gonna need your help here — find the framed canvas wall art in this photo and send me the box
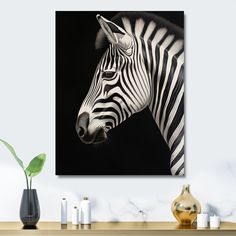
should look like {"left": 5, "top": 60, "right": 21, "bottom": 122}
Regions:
{"left": 56, "top": 11, "right": 184, "bottom": 175}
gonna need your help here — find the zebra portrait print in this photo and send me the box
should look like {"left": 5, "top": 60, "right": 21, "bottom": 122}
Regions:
{"left": 56, "top": 12, "right": 184, "bottom": 175}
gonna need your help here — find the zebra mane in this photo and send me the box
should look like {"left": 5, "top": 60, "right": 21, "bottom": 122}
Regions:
{"left": 95, "top": 12, "right": 184, "bottom": 50}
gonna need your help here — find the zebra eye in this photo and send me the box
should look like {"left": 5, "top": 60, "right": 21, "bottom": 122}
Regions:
{"left": 102, "top": 71, "right": 116, "bottom": 78}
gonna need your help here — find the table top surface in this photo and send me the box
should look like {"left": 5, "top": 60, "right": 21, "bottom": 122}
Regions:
{"left": 0, "top": 222, "right": 236, "bottom": 231}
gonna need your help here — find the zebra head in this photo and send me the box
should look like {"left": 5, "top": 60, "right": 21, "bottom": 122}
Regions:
{"left": 76, "top": 15, "right": 150, "bottom": 144}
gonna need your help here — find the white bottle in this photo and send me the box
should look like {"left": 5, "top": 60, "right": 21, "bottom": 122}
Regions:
{"left": 61, "top": 198, "right": 67, "bottom": 224}
{"left": 80, "top": 197, "right": 91, "bottom": 224}
{"left": 72, "top": 206, "right": 79, "bottom": 225}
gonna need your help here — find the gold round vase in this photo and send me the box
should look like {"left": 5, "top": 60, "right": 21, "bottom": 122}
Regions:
{"left": 171, "top": 184, "right": 201, "bottom": 225}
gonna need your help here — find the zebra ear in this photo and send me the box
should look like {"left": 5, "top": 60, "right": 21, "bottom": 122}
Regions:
{"left": 96, "top": 15, "right": 133, "bottom": 51}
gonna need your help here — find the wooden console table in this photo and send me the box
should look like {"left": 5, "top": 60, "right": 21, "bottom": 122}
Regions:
{"left": 0, "top": 222, "right": 236, "bottom": 235}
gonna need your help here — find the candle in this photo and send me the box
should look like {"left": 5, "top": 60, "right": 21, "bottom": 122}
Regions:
{"left": 210, "top": 215, "right": 220, "bottom": 229}
{"left": 61, "top": 198, "right": 67, "bottom": 225}
{"left": 72, "top": 206, "right": 79, "bottom": 225}
{"left": 197, "top": 213, "right": 208, "bottom": 229}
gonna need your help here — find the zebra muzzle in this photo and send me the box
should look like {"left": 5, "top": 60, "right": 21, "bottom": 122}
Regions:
{"left": 76, "top": 112, "right": 106, "bottom": 144}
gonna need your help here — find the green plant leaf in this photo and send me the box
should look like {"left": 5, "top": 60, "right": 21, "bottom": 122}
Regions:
{"left": 0, "top": 139, "right": 24, "bottom": 169}
{"left": 25, "top": 153, "right": 46, "bottom": 177}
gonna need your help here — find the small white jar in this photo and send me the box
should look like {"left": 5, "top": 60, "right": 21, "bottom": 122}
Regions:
{"left": 210, "top": 215, "right": 220, "bottom": 229}
{"left": 197, "top": 213, "right": 208, "bottom": 229}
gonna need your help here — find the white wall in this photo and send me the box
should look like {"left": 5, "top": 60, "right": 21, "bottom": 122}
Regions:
{"left": 0, "top": 0, "right": 236, "bottom": 222}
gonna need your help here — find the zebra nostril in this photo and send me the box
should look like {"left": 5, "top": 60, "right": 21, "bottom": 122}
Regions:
{"left": 78, "top": 127, "right": 85, "bottom": 137}
{"left": 76, "top": 112, "right": 89, "bottom": 140}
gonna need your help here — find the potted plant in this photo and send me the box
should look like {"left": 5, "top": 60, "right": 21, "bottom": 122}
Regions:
{"left": 0, "top": 139, "right": 46, "bottom": 228}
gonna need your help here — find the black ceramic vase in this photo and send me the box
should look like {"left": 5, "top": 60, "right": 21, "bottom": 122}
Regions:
{"left": 20, "top": 189, "right": 40, "bottom": 228}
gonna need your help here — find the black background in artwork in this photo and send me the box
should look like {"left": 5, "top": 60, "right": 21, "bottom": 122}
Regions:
{"left": 56, "top": 11, "right": 184, "bottom": 175}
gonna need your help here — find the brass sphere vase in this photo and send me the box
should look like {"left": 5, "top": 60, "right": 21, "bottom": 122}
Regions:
{"left": 171, "top": 184, "right": 201, "bottom": 225}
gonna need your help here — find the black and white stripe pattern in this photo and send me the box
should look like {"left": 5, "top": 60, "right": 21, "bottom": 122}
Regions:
{"left": 78, "top": 13, "right": 184, "bottom": 175}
